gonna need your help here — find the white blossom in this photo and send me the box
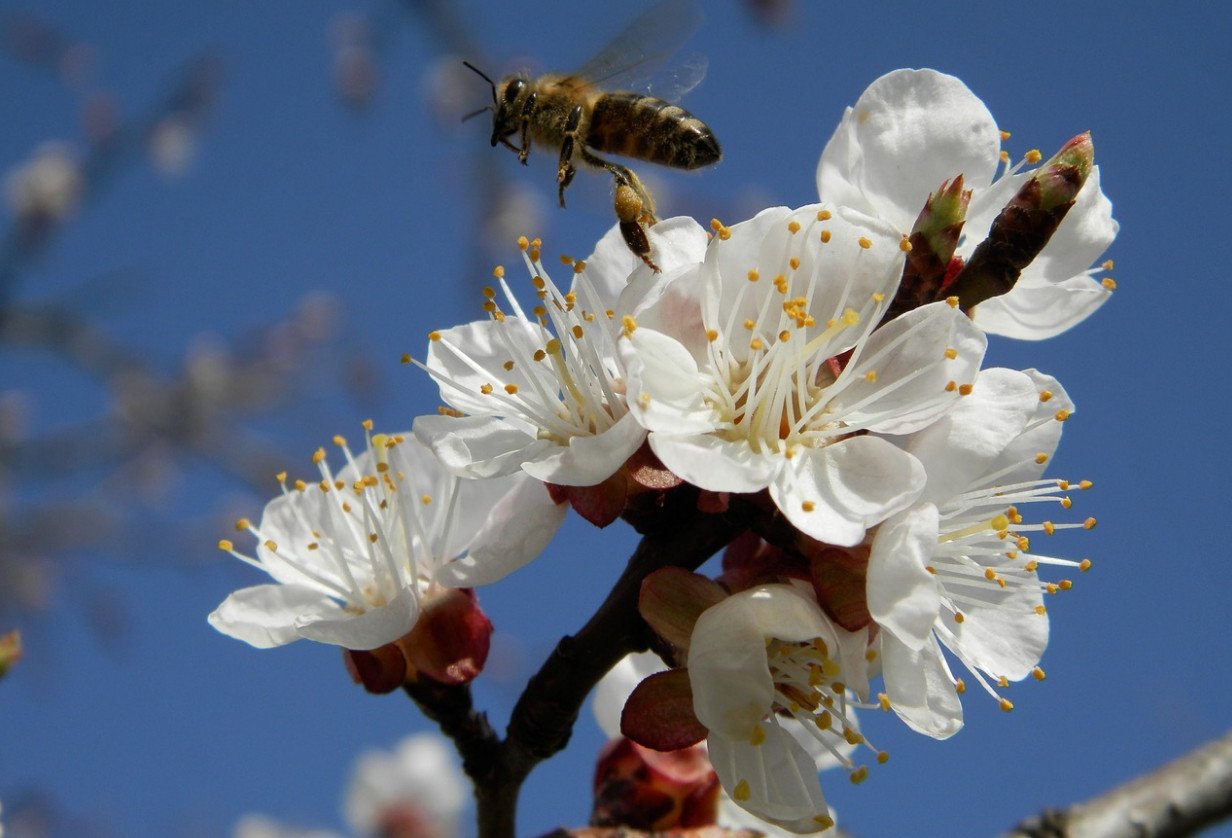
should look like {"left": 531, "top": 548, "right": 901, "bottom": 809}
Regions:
{"left": 817, "top": 68, "right": 1118, "bottom": 339}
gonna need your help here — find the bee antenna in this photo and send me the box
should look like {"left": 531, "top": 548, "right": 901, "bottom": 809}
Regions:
{"left": 462, "top": 60, "right": 498, "bottom": 104}
{"left": 461, "top": 105, "right": 492, "bottom": 124}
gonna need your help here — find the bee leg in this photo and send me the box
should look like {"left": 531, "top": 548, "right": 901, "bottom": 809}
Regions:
{"left": 556, "top": 104, "right": 584, "bottom": 208}
{"left": 517, "top": 91, "right": 537, "bottom": 164}
{"left": 614, "top": 180, "right": 660, "bottom": 273}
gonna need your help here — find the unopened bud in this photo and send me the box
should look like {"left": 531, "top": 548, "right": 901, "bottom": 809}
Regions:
{"left": 946, "top": 131, "right": 1095, "bottom": 311}
{"left": 882, "top": 176, "right": 972, "bottom": 324}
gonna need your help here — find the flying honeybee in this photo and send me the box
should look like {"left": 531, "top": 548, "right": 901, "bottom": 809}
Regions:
{"left": 463, "top": 0, "right": 720, "bottom": 271}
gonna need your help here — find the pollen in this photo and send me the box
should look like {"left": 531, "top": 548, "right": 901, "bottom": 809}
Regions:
{"left": 778, "top": 330, "right": 791, "bottom": 342}
{"left": 748, "top": 269, "right": 760, "bottom": 282}
{"left": 1043, "top": 521, "right": 1056, "bottom": 535}
{"left": 706, "top": 328, "right": 719, "bottom": 341}
{"left": 1061, "top": 497, "right": 1072, "bottom": 509}
{"left": 816, "top": 209, "right": 832, "bottom": 221}
{"left": 945, "top": 380, "right": 957, "bottom": 392}
{"left": 1080, "top": 559, "right": 1092, "bottom": 572}
{"left": 844, "top": 728, "right": 864, "bottom": 746}
{"left": 621, "top": 315, "right": 637, "bottom": 336}
{"left": 850, "top": 766, "right": 869, "bottom": 784}
{"left": 1035, "top": 605, "right": 1047, "bottom": 615}
{"left": 218, "top": 539, "right": 234, "bottom": 551}
{"left": 945, "top": 296, "right": 959, "bottom": 308}
{"left": 945, "top": 347, "right": 958, "bottom": 360}
{"left": 1079, "top": 480, "right": 1093, "bottom": 490}
{"left": 400, "top": 353, "right": 412, "bottom": 365}
{"left": 955, "top": 678, "right": 966, "bottom": 694}
{"left": 958, "top": 383, "right": 973, "bottom": 396}
{"left": 820, "top": 229, "right": 832, "bottom": 243}
{"left": 480, "top": 383, "right": 493, "bottom": 395}
{"left": 954, "top": 611, "right": 965, "bottom": 624}
{"left": 1039, "top": 389, "right": 1053, "bottom": 402}
{"left": 504, "top": 383, "right": 519, "bottom": 395}
{"left": 999, "top": 698, "right": 1015, "bottom": 712}
{"left": 1000, "top": 129, "right": 1012, "bottom": 140}
{"left": 788, "top": 220, "right": 801, "bottom": 234}
{"left": 1025, "top": 148, "right": 1042, "bottom": 164}
{"left": 1102, "top": 277, "right": 1118, "bottom": 290}
{"left": 750, "top": 338, "right": 764, "bottom": 350}
{"left": 558, "top": 254, "right": 573, "bottom": 266}
{"left": 802, "top": 500, "right": 816, "bottom": 512}
{"left": 878, "top": 693, "right": 891, "bottom": 711}
{"left": 1055, "top": 409, "right": 1071, "bottom": 421}
{"left": 1000, "top": 149, "right": 1010, "bottom": 163}
{"left": 517, "top": 235, "right": 529, "bottom": 251}
{"left": 899, "top": 234, "right": 912, "bottom": 252}
{"left": 235, "top": 518, "right": 252, "bottom": 531}
{"left": 790, "top": 256, "right": 801, "bottom": 270}
{"left": 1035, "top": 452, "right": 1049, "bottom": 465}
{"left": 312, "top": 447, "right": 326, "bottom": 465}
{"left": 816, "top": 710, "right": 833, "bottom": 730}
{"left": 1084, "top": 517, "right": 1097, "bottom": 529}
{"left": 572, "top": 259, "right": 587, "bottom": 274}
{"left": 264, "top": 539, "right": 278, "bottom": 552}
{"left": 858, "top": 236, "right": 872, "bottom": 249}
{"left": 571, "top": 324, "right": 584, "bottom": 339}
{"left": 1032, "top": 666, "right": 1046, "bottom": 681}
{"left": 865, "top": 370, "right": 877, "bottom": 382}
{"left": 733, "top": 779, "right": 751, "bottom": 802}
{"left": 493, "top": 265, "right": 505, "bottom": 278}
{"left": 333, "top": 435, "right": 346, "bottom": 448}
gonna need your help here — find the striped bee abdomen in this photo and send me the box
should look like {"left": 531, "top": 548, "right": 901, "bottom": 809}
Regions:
{"left": 587, "top": 92, "right": 721, "bottom": 169}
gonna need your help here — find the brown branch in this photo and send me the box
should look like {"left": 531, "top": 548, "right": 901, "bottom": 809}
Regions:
{"left": 1004, "top": 729, "right": 1232, "bottom": 838}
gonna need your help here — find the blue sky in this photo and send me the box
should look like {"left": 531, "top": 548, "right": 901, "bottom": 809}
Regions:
{"left": 3, "top": 1, "right": 1231, "bottom": 836}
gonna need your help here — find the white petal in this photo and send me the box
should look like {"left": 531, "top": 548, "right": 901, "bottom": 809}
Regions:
{"left": 837, "top": 301, "right": 987, "bottom": 436}
{"left": 437, "top": 475, "right": 566, "bottom": 587}
{"left": 520, "top": 410, "right": 646, "bottom": 485}
{"left": 622, "top": 326, "right": 718, "bottom": 435}
{"left": 896, "top": 367, "right": 1038, "bottom": 503}
{"left": 582, "top": 216, "right": 708, "bottom": 310}
{"left": 689, "top": 586, "right": 831, "bottom": 738}
{"left": 425, "top": 318, "right": 554, "bottom": 416}
{"left": 772, "top": 436, "right": 926, "bottom": 547}
{"left": 294, "top": 586, "right": 419, "bottom": 650}
{"left": 412, "top": 413, "right": 551, "bottom": 478}
{"left": 816, "top": 69, "right": 1001, "bottom": 232}
{"left": 867, "top": 505, "right": 942, "bottom": 650}
{"left": 984, "top": 368, "right": 1073, "bottom": 483}
{"left": 881, "top": 632, "right": 964, "bottom": 739}
{"left": 208, "top": 584, "right": 334, "bottom": 649}
{"left": 940, "top": 578, "right": 1048, "bottom": 681}
{"left": 650, "top": 433, "right": 781, "bottom": 494}
{"left": 970, "top": 274, "right": 1112, "bottom": 340}
{"left": 708, "top": 726, "right": 830, "bottom": 828}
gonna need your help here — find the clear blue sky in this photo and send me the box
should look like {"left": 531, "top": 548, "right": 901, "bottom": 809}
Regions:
{"left": 3, "top": 1, "right": 1231, "bottom": 835}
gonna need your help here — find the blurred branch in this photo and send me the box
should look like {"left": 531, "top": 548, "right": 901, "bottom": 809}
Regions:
{"left": 1004, "top": 729, "right": 1232, "bottom": 838}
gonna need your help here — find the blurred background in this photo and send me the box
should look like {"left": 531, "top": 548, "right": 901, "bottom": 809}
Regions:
{"left": 1, "top": 1, "right": 1230, "bottom": 835}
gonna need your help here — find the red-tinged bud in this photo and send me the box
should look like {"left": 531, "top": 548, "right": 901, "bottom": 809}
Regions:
{"left": 882, "top": 176, "right": 972, "bottom": 325}
{"left": 947, "top": 131, "right": 1095, "bottom": 311}
{"left": 640, "top": 568, "right": 727, "bottom": 651}
{"left": 622, "top": 668, "right": 709, "bottom": 752}
{"left": 0, "top": 630, "right": 22, "bottom": 678}
{"left": 549, "top": 472, "right": 629, "bottom": 528}
{"left": 344, "top": 643, "right": 408, "bottom": 694}
{"left": 808, "top": 544, "right": 872, "bottom": 632}
{"left": 591, "top": 737, "right": 719, "bottom": 830}
{"left": 398, "top": 589, "right": 493, "bottom": 685}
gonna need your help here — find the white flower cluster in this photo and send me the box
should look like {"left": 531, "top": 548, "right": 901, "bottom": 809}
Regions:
{"left": 210, "top": 68, "right": 1114, "bottom": 834}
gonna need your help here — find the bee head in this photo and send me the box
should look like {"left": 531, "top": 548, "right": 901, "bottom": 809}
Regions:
{"left": 462, "top": 61, "right": 520, "bottom": 147}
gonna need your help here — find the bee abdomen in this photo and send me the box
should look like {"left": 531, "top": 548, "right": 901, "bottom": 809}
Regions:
{"left": 588, "top": 92, "right": 721, "bottom": 169}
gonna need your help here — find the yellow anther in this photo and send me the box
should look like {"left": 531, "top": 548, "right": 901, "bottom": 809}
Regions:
{"left": 218, "top": 539, "right": 234, "bottom": 551}
{"left": 621, "top": 315, "right": 637, "bottom": 336}
{"left": 815, "top": 814, "right": 836, "bottom": 829}
{"left": 532, "top": 349, "right": 546, "bottom": 362}
{"left": 517, "top": 235, "right": 529, "bottom": 251}
{"left": 789, "top": 256, "right": 801, "bottom": 270}
{"left": 990, "top": 513, "right": 1009, "bottom": 530}
{"left": 878, "top": 693, "right": 891, "bottom": 711}
{"left": 999, "top": 149, "right": 1010, "bottom": 163}
{"left": 1046, "top": 583, "right": 1058, "bottom": 594}
{"left": 750, "top": 338, "right": 764, "bottom": 350}
{"left": 571, "top": 324, "right": 584, "bottom": 339}
{"left": 532, "top": 275, "right": 547, "bottom": 290}
{"left": 955, "top": 678, "right": 966, "bottom": 694}
{"left": 1017, "top": 536, "right": 1030, "bottom": 551}
{"left": 899, "top": 235, "right": 912, "bottom": 252}
{"left": 998, "top": 675, "right": 1009, "bottom": 688}
{"left": 1035, "top": 452, "right": 1049, "bottom": 465}
{"left": 1055, "top": 409, "right": 1071, "bottom": 421}
{"left": 1000, "top": 129, "right": 1012, "bottom": 140}
{"left": 710, "top": 217, "right": 723, "bottom": 231}
{"left": 816, "top": 710, "right": 833, "bottom": 731}
{"left": 945, "top": 296, "right": 959, "bottom": 308}
{"left": 480, "top": 383, "right": 493, "bottom": 395}
{"left": 293, "top": 479, "right": 307, "bottom": 491}
{"left": 573, "top": 259, "right": 587, "bottom": 274}
{"left": 493, "top": 265, "right": 505, "bottom": 278}
{"left": 718, "top": 226, "right": 731, "bottom": 241}
{"left": 747, "top": 269, "right": 760, "bottom": 282}
{"left": 743, "top": 318, "right": 756, "bottom": 331}
{"left": 1061, "top": 497, "right": 1073, "bottom": 509}
{"left": 235, "top": 518, "right": 252, "bottom": 531}
{"left": 945, "top": 380, "right": 957, "bottom": 392}
{"left": 843, "top": 727, "right": 864, "bottom": 746}
{"left": 1102, "top": 277, "right": 1118, "bottom": 290}
{"left": 777, "top": 329, "right": 791, "bottom": 342}
{"left": 850, "top": 766, "right": 869, "bottom": 784}
{"left": 1035, "top": 604, "right": 1047, "bottom": 615}
{"left": 858, "top": 236, "right": 872, "bottom": 249}
{"left": 1024, "top": 560, "right": 1037, "bottom": 571}
{"left": 1032, "top": 666, "right": 1046, "bottom": 681}
{"left": 842, "top": 308, "right": 860, "bottom": 326}
{"left": 333, "top": 435, "right": 347, "bottom": 448}
{"left": 276, "top": 471, "right": 287, "bottom": 483}
{"left": 1025, "top": 148, "right": 1042, "bottom": 164}
{"left": 1102, "top": 259, "right": 1115, "bottom": 270}
{"left": 264, "top": 539, "right": 278, "bottom": 552}
{"left": 925, "top": 565, "right": 936, "bottom": 574}
{"left": 706, "top": 328, "right": 719, "bottom": 341}
{"left": 820, "top": 229, "right": 832, "bottom": 243}
{"left": 865, "top": 648, "right": 878, "bottom": 662}
{"left": 1043, "top": 521, "right": 1056, "bottom": 535}
{"left": 1079, "top": 480, "right": 1093, "bottom": 490}
{"left": 1059, "top": 579, "right": 1073, "bottom": 590}
{"left": 953, "top": 612, "right": 965, "bottom": 624}
{"left": 558, "top": 254, "right": 573, "bottom": 266}
{"left": 1083, "top": 517, "right": 1097, "bottom": 529}
{"left": 999, "top": 698, "right": 1015, "bottom": 712}
{"left": 877, "top": 751, "right": 890, "bottom": 764}
{"left": 958, "top": 383, "right": 973, "bottom": 396}
{"left": 482, "top": 300, "right": 498, "bottom": 314}
{"left": 944, "top": 347, "right": 958, "bottom": 360}
{"left": 312, "top": 447, "right": 326, "bottom": 465}
{"left": 750, "top": 724, "right": 767, "bottom": 746}
{"left": 816, "top": 209, "right": 832, "bottom": 221}
{"left": 788, "top": 220, "right": 801, "bottom": 234}
{"left": 733, "top": 779, "right": 751, "bottom": 802}
{"left": 504, "top": 383, "right": 519, "bottom": 395}
{"left": 865, "top": 370, "right": 877, "bottom": 382}
{"left": 638, "top": 392, "right": 651, "bottom": 406}
{"left": 1039, "top": 389, "right": 1053, "bottom": 402}
{"left": 1080, "top": 559, "right": 1092, "bottom": 572}
{"left": 984, "top": 568, "right": 997, "bottom": 581}
{"left": 872, "top": 291, "right": 885, "bottom": 303}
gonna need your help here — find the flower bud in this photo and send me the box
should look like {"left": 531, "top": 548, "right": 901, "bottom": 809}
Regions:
{"left": 883, "top": 176, "right": 972, "bottom": 325}
{"left": 946, "top": 131, "right": 1095, "bottom": 311}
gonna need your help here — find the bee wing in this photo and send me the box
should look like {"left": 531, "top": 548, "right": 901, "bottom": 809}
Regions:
{"left": 571, "top": 0, "right": 707, "bottom": 101}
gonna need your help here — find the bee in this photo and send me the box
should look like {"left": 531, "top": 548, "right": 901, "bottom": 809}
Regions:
{"left": 464, "top": 0, "right": 720, "bottom": 271}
